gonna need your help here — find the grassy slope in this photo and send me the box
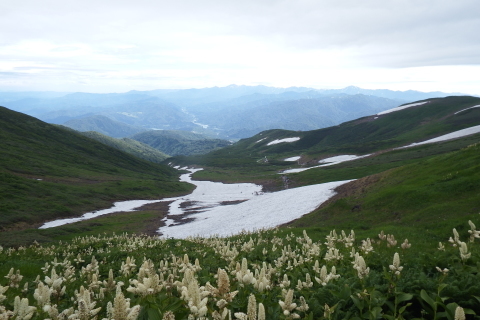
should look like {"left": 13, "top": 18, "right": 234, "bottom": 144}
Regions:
{"left": 171, "top": 96, "right": 480, "bottom": 186}
{"left": 0, "top": 107, "right": 192, "bottom": 234}
{"left": 289, "top": 142, "right": 480, "bottom": 244}
{"left": 167, "top": 96, "right": 480, "bottom": 245}
{"left": 131, "top": 130, "right": 231, "bottom": 156}
{"left": 79, "top": 130, "right": 170, "bottom": 163}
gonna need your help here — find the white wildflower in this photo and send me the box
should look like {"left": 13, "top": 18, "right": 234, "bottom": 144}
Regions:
{"left": 401, "top": 239, "right": 411, "bottom": 249}
{"left": 459, "top": 242, "right": 471, "bottom": 261}
{"left": 389, "top": 253, "right": 403, "bottom": 276}
{"left": 455, "top": 306, "right": 465, "bottom": 320}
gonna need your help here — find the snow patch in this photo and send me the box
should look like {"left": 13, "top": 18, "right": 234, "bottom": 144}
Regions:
{"left": 39, "top": 200, "right": 163, "bottom": 229}
{"left": 319, "top": 154, "right": 371, "bottom": 166}
{"left": 284, "top": 156, "right": 301, "bottom": 162}
{"left": 267, "top": 137, "right": 301, "bottom": 146}
{"left": 454, "top": 105, "right": 480, "bottom": 115}
{"left": 377, "top": 101, "right": 429, "bottom": 115}
{"left": 399, "top": 125, "right": 480, "bottom": 149}
{"left": 280, "top": 154, "right": 371, "bottom": 174}
{"left": 255, "top": 138, "right": 267, "bottom": 143}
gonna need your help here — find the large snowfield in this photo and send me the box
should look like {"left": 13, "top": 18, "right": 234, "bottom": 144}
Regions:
{"left": 158, "top": 171, "right": 352, "bottom": 238}
{"left": 40, "top": 168, "right": 351, "bottom": 237}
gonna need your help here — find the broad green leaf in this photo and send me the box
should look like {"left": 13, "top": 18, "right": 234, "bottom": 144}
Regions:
{"left": 438, "top": 283, "right": 448, "bottom": 293}
{"left": 420, "top": 289, "right": 436, "bottom": 310}
{"left": 351, "top": 295, "right": 364, "bottom": 311}
{"left": 398, "top": 302, "right": 412, "bottom": 314}
{"left": 397, "top": 293, "right": 413, "bottom": 303}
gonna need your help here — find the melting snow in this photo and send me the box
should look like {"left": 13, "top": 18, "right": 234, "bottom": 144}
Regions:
{"left": 39, "top": 200, "right": 163, "bottom": 229}
{"left": 318, "top": 154, "right": 371, "bottom": 166}
{"left": 158, "top": 172, "right": 352, "bottom": 238}
{"left": 256, "top": 138, "right": 267, "bottom": 143}
{"left": 377, "top": 101, "right": 429, "bottom": 115}
{"left": 399, "top": 125, "right": 480, "bottom": 149}
{"left": 284, "top": 156, "right": 301, "bottom": 161}
{"left": 281, "top": 154, "right": 371, "bottom": 174}
{"left": 454, "top": 105, "right": 480, "bottom": 115}
{"left": 267, "top": 137, "right": 300, "bottom": 146}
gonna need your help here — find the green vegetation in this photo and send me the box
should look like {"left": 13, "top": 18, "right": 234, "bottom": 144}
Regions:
{"left": 132, "top": 130, "right": 231, "bottom": 156}
{"left": 1, "top": 225, "right": 479, "bottom": 319}
{"left": 79, "top": 131, "right": 169, "bottom": 163}
{"left": 0, "top": 107, "right": 192, "bottom": 232}
{"left": 290, "top": 142, "right": 480, "bottom": 239}
{"left": 170, "top": 96, "right": 480, "bottom": 186}
{"left": 1, "top": 96, "right": 480, "bottom": 319}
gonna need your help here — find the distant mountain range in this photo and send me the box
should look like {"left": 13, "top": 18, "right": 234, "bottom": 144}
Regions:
{"left": 172, "top": 95, "right": 480, "bottom": 171}
{"left": 0, "top": 85, "right": 465, "bottom": 142}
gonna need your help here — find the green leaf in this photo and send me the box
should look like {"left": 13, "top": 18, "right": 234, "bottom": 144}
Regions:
{"left": 369, "top": 306, "right": 383, "bottom": 320}
{"left": 438, "top": 283, "right": 448, "bottom": 293}
{"left": 420, "top": 289, "right": 436, "bottom": 311}
{"left": 350, "top": 295, "right": 364, "bottom": 312}
{"left": 397, "top": 293, "right": 413, "bottom": 303}
{"left": 398, "top": 303, "right": 412, "bottom": 314}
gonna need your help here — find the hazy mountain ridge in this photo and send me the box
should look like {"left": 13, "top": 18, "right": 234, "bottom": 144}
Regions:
{"left": 202, "top": 94, "right": 404, "bottom": 139}
{"left": 1, "top": 85, "right": 464, "bottom": 141}
{"left": 171, "top": 96, "right": 480, "bottom": 170}
{"left": 63, "top": 115, "right": 146, "bottom": 138}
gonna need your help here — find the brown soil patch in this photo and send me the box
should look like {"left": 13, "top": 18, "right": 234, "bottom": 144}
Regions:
{"left": 281, "top": 171, "right": 384, "bottom": 227}
{"left": 133, "top": 201, "right": 172, "bottom": 236}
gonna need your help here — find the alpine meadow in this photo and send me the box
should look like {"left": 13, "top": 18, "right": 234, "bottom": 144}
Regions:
{"left": 1, "top": 86, "right": 480, "bottom": 320}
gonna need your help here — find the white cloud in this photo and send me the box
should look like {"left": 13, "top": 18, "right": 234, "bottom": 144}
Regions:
{"left": 1, "top": 0, "right": 479, "bottom": 93}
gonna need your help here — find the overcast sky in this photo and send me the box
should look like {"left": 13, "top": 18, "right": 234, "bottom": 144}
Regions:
{"left": 1, "top": 0, "right": 480, "bottom": 94}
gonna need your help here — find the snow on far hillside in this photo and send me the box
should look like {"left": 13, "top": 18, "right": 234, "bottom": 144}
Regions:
{"left": 454, "top": 105, "right": 480, "bottom": 115}
{"left": 284, "top": 156, "right": 301, "bottom": 161}
{"left": 399, "top": 125, "right": 480, "bottom": 149}
{"left": 318, "top": 154, "right": 371, "bottom": 166}
{"left": 158, "top": 179, "right": 352, "bottom": 238}
{"left": 377, "top": 101, "right": 429, "bottom": 115}
{"left": 256, "top": 138, "right": 267, "bottom": 143}
{"left": 280, "top": 154, "right": 370, "bottom": 174}
{"left": 267, "top": 137, "right": 300, "bottom": 146}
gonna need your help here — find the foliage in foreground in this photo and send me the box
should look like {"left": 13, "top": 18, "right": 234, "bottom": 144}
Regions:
{"left": 1, "top": 219, "right": 480, "bottom": 320}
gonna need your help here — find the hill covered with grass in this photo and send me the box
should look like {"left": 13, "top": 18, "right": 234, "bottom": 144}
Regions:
{"left": 131, "top": 130, "right": 231, "bottom": 156}
{"left": 0, "top": 106, "right": 192, "bottom": 234}
{"left": 170, "top": 96, "right": 480, "bottom": 186}
{"left": 79, "top": 131, "right": 169, "bottom": 163}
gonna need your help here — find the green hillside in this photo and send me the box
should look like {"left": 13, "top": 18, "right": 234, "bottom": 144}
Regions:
{"left": 79, "top": 131, "right": 169, "bottom": 163}
{"left": 131, "top": 130, "right": 231, "bottom": 156}
{"left": 289, "top": 141, "right": 480, "bottom": 239}
{"left": 170, "top": 96, "right": 480, "bottom": 186}
{"left": 0, "top": 107, "right": 192, "bottom": 233}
